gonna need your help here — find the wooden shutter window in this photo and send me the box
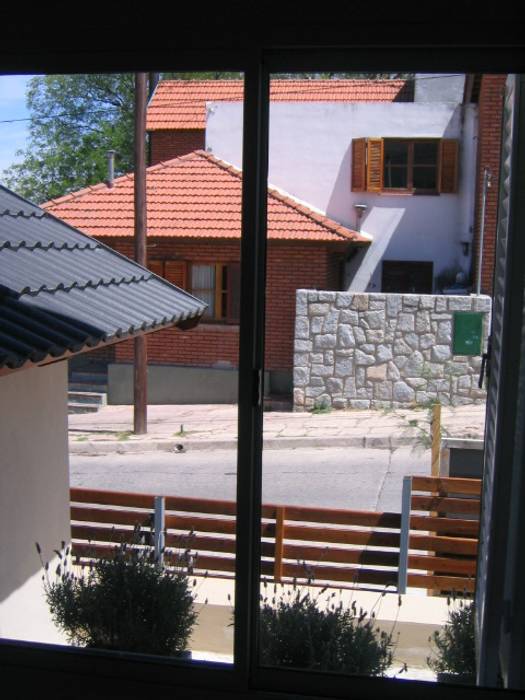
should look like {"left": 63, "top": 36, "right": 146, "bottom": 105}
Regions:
{"left": 164, "top": 260, "right": 187, "bottom": 289}
{"left": 351, "top": 138, "right": 367, "bottom": 192}
{"left": 226, "top": 262, "right": 241, "bottom": 323}
{"left": 366, "top": 138, "right": 384, "bottom": 192}
{"left": 439, "top": 139, "right": 459, "bottom": 193}
{"left": 148, "top": 260, "right": 164, "bottom": 276}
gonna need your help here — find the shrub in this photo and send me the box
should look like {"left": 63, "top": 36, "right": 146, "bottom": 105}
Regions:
{"left": 37, "top": 530, "right": 198, "bottom": 656}
{"left": 259, "top": 585, "right": 393, "bottom": 676}
{"left": 428, "top": 599, "right": 475, "bottom": 677}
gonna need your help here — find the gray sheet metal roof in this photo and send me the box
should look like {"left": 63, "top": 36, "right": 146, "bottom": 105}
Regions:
{"left": 0, "top": 185, "right": 207, "bottom": 370}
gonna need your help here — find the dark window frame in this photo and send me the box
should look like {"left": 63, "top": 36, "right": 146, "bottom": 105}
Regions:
{"left": 189, "top": 261, "right": 241, "bottom": 324}
{"left": 1, "top": 40, "right": 524, "bottom": 700}
{"left": 383, "top": 137, "right": 440, "bottom": 194}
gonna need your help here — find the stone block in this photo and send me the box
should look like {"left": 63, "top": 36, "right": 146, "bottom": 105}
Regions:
{"left": 406, "top": 377, "right": 427, "bottom": 389}
{"left": 366, "top": 329, "right": 385, "bottom": 343}
{"left": 377, "top": 345, "right": 393, "bottom": 362}
{"left": 415, "top": 311, "right": 431, "bottom": 333}
{"left": 296, "top": 290, "right": 308, "bottom": 315}
{"left": 318, "top": 291, "right": 336, "bottom": 302}
{"left": 309, "top": 303, "right": 330, "bottom": 315}
{"left": 405, "top": 332, "right": 419, "bottom": 350}
{"left": 431, "top": 313, "right": 451, "bottom": 321}
{"left": 332, "top": 398, "right": 347, "bottom": 410}
{"left": 435, "top": 297, "right": 448, "bottom": 312}
{"left": 419, "top": 296, "right": 435, "bottom": 309}
{"left": 295, "top": 316, "right": 309, "bottom": 339}
{"left": 294, "top": 367, "right": 309, "bottom": 386}
{"left": 323, "top": 310, "right": 340, "bottom": 333}
{"left": 448, "top": 296, "right": 472, "bottom": 311}
{"left": 425, "top": 362, "right": 444, "bottom": 378}
{"left": 314, "top": 334, "right": 337, "bottom": 350}
{"left": 351, "top": 295, "right": 369, "bottom": 311}
{"left": 355, "top": 350, "right": 376, "bottom": 366}
{"left": 311, "top": 377, "right": 325, "bottom": 387}
{"left": 340, "top": 310, "right": 358, "bottom": 324}
{"left": 367, "top": 364, "right": 387, "bottom": 381}
{"left": 374, "top": 382, "right": 393, "bottom": 400}
{"left": 436, "top": 321, "right": 452, "bottom": 343}
{"left": 311, "top": 364, "right": 333, "bottom": 377}
{"left": 310, "top": 353, "right": 324, "bottom": 364}
{"left": 310, "top": 316, "right": 324, "bottom": 334}
{"left": 402, "top": 295, "right": 420, "bottom": 308}
{"left": 397, "top": 313, "right": 415, "bottom": 332}
{"left": 415, "top": 391, "right": 432, "bottom": 405}
{"left": 393, "top": 381, "right": 415, "bottom": 402}
{"left": 326, "top": 377, "right": 343, "bottom": 394}
{"left": 393, "top": 338, "right": 413, "bottom": 355}
{"left": 386, "top": 295, "right": 402, "bottom": 317}
{"left": 338, "top": 325, "right": 355, "bottom": 348}
{"left": 387, "top": 361, "right": 401, "bottom": 380}
{"left": 428, "top": 378, "right": 451, "bottom": 392}
{"left": 335, "top": 357, "right": 354, "bottom": 377}
{"left": 361, "top": 343, "right": 376, "bottom": 353}
{"left": 324, "top": 350, "right": 334, "bottom": 365}
{"left": 404, "top": 351, "right": 425, "bottom": 375}
{"left": 363, "top": 310, "right": 385, "bottom": 329}
{"left": 431, "top": 345, "right": 452, "bottom": 362}
{"left": 473, "top": 296, "right": 492, "bottom": 312}
{"left": 293, "top": 388, "right": 305, "bottom": 406}
{"left": 294, "top": 353, "right": 310, "bottom": 366}
{"left": 393, "top": 355, "right": 408, "bottom": 370}
{"left": 349, "top": 399, "right": 371, "bottom": 409}
{"left": 306, "top": 386, "right": 326, "bottom": 398}
{"left": 353, "top": 327, "right": 367, "bottom": 344}
{"left": 344, "top": 377, "right": 357, "bottom": 398}
{"left": 438, "top": 393, "right": 452, "bottom": 406}
{"left": 356, "top": 367, "right": 366, "bottom": 388}
{"left": 335, "top": 292, "right": 352, "bottom": 309}
{"left": 295, "top": 339, "right": 313, "bottom": 352}
{"left": 369, "top": 299, "right": 386, "bottom": 310}
{"left": 420, "top": 333, "right": 435, "bottom": 350}
{"left": 458, "top": 375, "right": 472, "bottom": 392}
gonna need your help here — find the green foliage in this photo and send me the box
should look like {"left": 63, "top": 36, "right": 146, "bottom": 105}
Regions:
{"left": 37, "top": 531, "right": 198, "bottom": 656}
{"left": 428, "top": 599, "right": 476, "bottom": 676}
{"left": 310, "top": 398, "right": 332, "bottom": 414}
{"left": 3, "top": 74, "right": 135, "bottom": 203}
{"left": 259, "top": 585, "right": 393, "bottom": 676}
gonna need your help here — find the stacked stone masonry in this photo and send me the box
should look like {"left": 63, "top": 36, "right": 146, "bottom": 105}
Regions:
{"left": 293, "top": 292, "right": 491, "bottom": 411}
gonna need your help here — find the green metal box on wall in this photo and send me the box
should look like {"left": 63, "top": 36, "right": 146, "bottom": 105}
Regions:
{"left": 453, "top": 311, "right": 483, "bottom": 355}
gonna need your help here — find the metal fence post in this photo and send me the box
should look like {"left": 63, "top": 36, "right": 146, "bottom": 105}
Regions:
{"left": 154, "top": 496, "right": 165, "bottom": 564}
{"left": 398, "top": 476, "right": 412, "bottom": 594}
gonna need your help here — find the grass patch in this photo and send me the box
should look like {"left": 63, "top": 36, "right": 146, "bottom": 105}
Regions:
{"left": 116, "top": 431, "right": 132, "bottom": 441}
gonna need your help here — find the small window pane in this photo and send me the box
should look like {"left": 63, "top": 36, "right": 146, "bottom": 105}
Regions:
{"left": 384, "top": 140, "right": 408, "bottom": 165}
{"left": 413, "top": 141, "right": 438, "bottom": 165}
{"left": 191, "top": 264, "right": 215, "bottom": 319}
{"left": 384, "top": 166, "right": 408, "bottom": 188}
{"left": 413, "top": 166, "right": 438, "bottom": 190}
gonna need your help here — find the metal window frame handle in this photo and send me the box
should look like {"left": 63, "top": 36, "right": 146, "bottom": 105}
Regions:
{"left": 479, "top": 335, "right": 492, "bottom": 389}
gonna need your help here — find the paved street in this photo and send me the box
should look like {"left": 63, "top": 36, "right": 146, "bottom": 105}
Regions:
{"left": 70, "top": 445, "right": 430, "bottom": 512}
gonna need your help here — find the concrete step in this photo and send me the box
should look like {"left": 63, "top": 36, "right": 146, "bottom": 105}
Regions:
{"left": 264, "top": 396, "right": 293, "bottom": 412}
{"left": 68, "top": 402, "right": 101, "bottom": 414}
{"left": 68, "top": 391, "right": 107, "bottom": 406}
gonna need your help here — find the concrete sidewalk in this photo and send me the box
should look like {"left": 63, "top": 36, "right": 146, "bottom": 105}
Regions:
{"left": 69, "top": 402, "right": 486, "bottom": 454}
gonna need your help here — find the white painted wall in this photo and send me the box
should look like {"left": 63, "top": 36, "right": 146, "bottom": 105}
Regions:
{"left": 0, "top": 362, "right": 70, "bottom": 644}
{"left": 206, "top": 101, "right": 478, "bottom": 292}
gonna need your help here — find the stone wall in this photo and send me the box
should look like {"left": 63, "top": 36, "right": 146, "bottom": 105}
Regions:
{"left": 293, "top": 292, "right": 491, "bottom": 411}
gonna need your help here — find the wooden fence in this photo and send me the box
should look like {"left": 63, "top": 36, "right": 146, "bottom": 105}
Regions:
{"left": 70, "top": 476, "right": 481, "bottom": 595}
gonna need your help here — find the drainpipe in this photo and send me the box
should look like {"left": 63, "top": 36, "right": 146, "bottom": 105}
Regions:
{"left": 476, "top": 167, "right": 492, "bottom": 295}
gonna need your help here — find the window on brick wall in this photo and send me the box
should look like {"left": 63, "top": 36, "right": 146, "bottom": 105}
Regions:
{"left": 190, "top": 263, "right": 241, "bottom": 323}
{"left": 352, "top": 137, "right": 458, "bottom": 194}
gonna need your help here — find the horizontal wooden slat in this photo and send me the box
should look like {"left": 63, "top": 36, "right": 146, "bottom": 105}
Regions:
{"left": 407, "top": 572, "right": 475, "bottom": 593}
{"left": 283, "top": 543, "right": 399, "bottom": 568}
{"left": 285, "top": 524, "right": 400, "bottom": 548}
{"left": 410, "top": 533, "right": 478, "bottom": 556}
{"left": 165, "top": 514, "right": 236, "bottom": 535}
{"left": 165, "top": 533, "right": 238, "bottom": 556}
{"left": 409, "top": 514, "right": 479, "bottom": 536}
{"left": 408, "top": 553, "right": 477, "bottom": 576}
{"left": 71, "top": 487, "right": 154, "bottom": 509}
{"left": 71, "top": 524, "right": 152, "bottom": 545}
{"left": 411, "top": 476, "right": 482, "bottom": 496}
{"left": 71, "top": 505, "right": 153, "bottom": 527}
{"left": 165, "top": 551, "right": 236, "bottom": 573}
{"left": 282, "top": 506, "right": 401, "bottom": 529}
{"left": 411, "top": 495, "right": 480, "bottom": 515}
{"left": 165, "top": 495, "right": 237, "bottom": 517}
{"left": 282, "top": 562, "right": 397, "bottom": 588}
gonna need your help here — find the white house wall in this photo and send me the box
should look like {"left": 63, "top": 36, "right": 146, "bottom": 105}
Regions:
{"left": 0, "top": 362, "right": 70, "bottom": 644}
{"left": 206, "top": 102, "right": 478, "bottom": 292}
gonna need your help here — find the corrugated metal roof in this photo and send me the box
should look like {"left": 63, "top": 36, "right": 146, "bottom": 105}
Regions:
{"left": 0, "top": 184, "right": 207, "bottom": 370}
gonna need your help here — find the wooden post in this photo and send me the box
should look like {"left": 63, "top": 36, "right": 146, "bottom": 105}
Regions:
{"left": 273, "top": 507, "right": 285, "bottom": 583}
{"left": 133, "top": 73, "right": 148, "bottom": 435}
{"left": 431, "top": 402, "right": 442, "bottom": 477}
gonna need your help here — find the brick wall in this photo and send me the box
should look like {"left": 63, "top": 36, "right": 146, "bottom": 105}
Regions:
{"left": 101, "top": 236, "right": 345, "bottom": 371}
{"left": 472, "top": 75, "right": 506, "bottom": 296}
{"left": 149, "top": 129, "right": 205, "bottom": 165}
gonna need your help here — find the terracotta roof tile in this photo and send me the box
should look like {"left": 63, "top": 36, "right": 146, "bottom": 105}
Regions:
{"left": 147, "top": 79, "right": 411, "bottom": 130}
{"left": 43, "top": 151, "right": 369, "bottom": 246}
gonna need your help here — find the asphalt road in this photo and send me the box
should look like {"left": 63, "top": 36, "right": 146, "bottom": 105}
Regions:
{"left": 70, "top": 446, "right": 430, "bottom": 512}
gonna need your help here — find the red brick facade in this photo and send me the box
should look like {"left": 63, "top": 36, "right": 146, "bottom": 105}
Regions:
{"left": 101, "top": 236, "right": 346, "bottom": 372}
{"left": 149, "top": 130, "right": 205, "bottom": 165}
{"left": 473, "top": 75, "right": 506, "bottom": 296}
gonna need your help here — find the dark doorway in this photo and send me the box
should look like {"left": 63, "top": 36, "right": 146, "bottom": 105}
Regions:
{"left": 381, "top": 260, "right": 433, "bottom": 293}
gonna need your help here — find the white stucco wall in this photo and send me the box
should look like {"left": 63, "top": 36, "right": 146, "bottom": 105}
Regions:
{"left": 0, "top": 362, "right": 70, "bottom": 644}
{"left": 206, "top": 101, "right": 478, "bottom": 292}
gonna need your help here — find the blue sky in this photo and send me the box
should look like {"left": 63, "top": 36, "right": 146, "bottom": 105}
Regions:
{"left": 0, "top": 75, "right": 35, "bottom": 175}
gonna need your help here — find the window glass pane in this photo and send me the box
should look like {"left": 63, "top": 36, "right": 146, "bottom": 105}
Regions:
{"left": 413, "top": 141, "right": 438, "bottom": 165}
{"left": 1, "top": 70, "right": 243, "bottom": 669}
{"left": 384, "top": 140, "right": 409, "bottom": 165}
{"left": 384, "top": 166, "right": 408, "bottom": 188}
{"left": 413, "top": 166, "right": 438, "bottom": 190}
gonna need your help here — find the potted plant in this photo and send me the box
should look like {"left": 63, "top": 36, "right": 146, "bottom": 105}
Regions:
{"left": 427, "top": 598, "right": 476, "bottom": 685}
{"left": 259, "top": 584, "right": 393, "bottom": 676}
{"left": 37, "top": 529, "right": 198, "bottom": 657}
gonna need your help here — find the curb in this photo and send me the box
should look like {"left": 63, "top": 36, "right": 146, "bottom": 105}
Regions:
{"left": 68, "top": 434, "right": 423, "bottom": 455}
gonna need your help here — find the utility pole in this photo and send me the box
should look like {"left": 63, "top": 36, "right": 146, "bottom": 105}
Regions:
{"left": 134, "top": 72, "right": 148, "bottom": 434}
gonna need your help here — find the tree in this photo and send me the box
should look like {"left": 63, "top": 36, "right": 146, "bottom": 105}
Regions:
{"left": 2, "top": 74, "right": 135, "bottom": 203}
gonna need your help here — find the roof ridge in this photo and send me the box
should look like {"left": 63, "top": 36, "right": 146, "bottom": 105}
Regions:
{"left": 42, "top": 173, "right": 134, "bottom": 208}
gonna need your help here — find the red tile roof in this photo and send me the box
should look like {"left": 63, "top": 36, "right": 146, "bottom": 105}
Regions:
{"left": 43, "top": 151, "right": 369, "bottom": 245}
{"left": 147, "top": 79, "right": 410, "bottom": 130}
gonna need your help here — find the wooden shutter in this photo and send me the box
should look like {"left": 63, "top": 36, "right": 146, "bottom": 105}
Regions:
{"left": 164, "top": 260, "right": 187, "bottom": 288}
{"left": 148, "top": 260, "right": 164, "bottom": 276}
{"left": 351, "top": 138, "right": 367, "bottom": 192}
{"left": 439, "top": 139, "right": 459, "bottom": 193}
{"left": 366, "top": 138, "right": 384, "bottom": 192}
{"left": 226, "top": 262, "right": 241, "bottom": 323}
